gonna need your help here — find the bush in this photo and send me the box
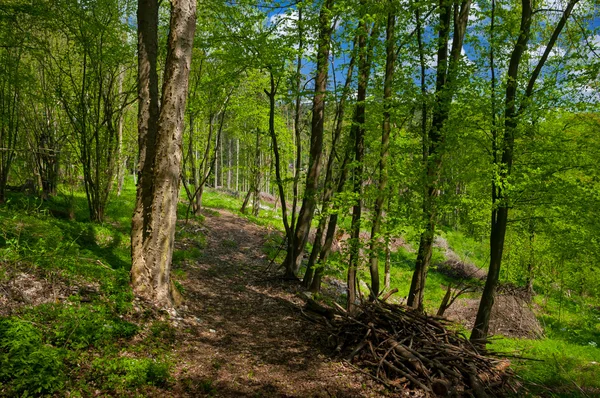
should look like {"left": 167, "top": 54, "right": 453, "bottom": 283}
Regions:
{"left": 92, "top": 357, "right": 171, "bottom": 391}
{"left": 0, "top": 319, "right": 66, "bottom": 395}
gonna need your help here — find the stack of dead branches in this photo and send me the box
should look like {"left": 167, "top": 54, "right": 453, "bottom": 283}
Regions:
{"left": 316, "top": 299, "right": 515, "bottom": 397}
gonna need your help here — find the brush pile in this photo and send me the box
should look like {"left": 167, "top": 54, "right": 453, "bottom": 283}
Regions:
{"left": 309, "top": 299, "right": 515, "bottom": 397}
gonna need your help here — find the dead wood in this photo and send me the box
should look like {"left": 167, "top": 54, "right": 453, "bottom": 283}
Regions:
{"left": 310, "top": 299, "right": 516, "bottom": 396}
{"left": 305, "top": 298, "right": 336, "bottom": 320}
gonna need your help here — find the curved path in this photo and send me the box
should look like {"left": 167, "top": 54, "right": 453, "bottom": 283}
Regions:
{"left": 169, "top": 209, "right": 383, "bottom": 397}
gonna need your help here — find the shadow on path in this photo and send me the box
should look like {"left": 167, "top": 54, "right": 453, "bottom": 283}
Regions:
{"left": 169, "top": 209, "right": 381, "bottom": 398}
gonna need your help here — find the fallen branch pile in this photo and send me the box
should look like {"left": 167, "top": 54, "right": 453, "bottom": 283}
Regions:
{"left": 306, "top": 298, "right": 515, "bottom": 397}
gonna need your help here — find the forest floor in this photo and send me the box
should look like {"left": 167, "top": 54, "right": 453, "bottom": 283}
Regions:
{"left": 165, "top": 208, "right": 385, "bottom": 397}
{"left": 1, "top": 188, "right": 599, "bottom": 397}
{"left": 159, "top": 203, "right": 600, "bottom": 398}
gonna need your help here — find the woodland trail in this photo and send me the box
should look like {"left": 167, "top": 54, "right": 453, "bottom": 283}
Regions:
{"left": 168, "top": 209, "right": 383, "bottom": 397}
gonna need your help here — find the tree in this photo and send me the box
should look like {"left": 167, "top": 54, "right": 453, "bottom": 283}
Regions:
{"left": 471, "top": 0, "right": 580, "bottom": 342}
{"left": 407, "top": 0, "right": 471, "bottom": 310}
{"left": 348, "top": 4, "right": 378, "bottom": 313}
{"left": 40, "top": 0, "right": 135, "bottom": 222}
{"left": 368, "top": 1, "right": 396, "bottom": 299}
{"left": 302, "top": 32, "right": 357, "bottom": 290}
{"left": 0, "top": 45, "right": 23, "bottom": 203}
{"left": 282, "top": 0, "right": 335, "bottom": 279}
{"left": 130, "top": 0, "right": 196, "bottom": 306}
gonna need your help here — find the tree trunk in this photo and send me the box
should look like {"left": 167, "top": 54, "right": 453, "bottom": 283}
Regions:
{"left": 384, "top": 234, "right": 391, "bottom": 290}
{"left": 116, "top": 68, "right": 125, "bottom": 196}
{"left": 241, "top": 188, "right": 252, "bottom": 214}
{"left": 310, "top": 148, "right": 352, "bottom": 293}
{"left": 252, "top": 129, "right": 261, "bottom": 217}
{"left": 303, "top": 34, "right": 357, "bottom": 288}
{"left": 471, "top": 0, "right": 577, "bottom": 342}
{"left": 368, "top": 7, "right": 395, "bottom": 299}
{"left": 288, "top": 6, "right": 304, "bottom": 278}
{"left": 214, "top": 121, "right": 219, "bottom": 188}
{"left": 196, "top": 116, "right": 214, "bottom": 213}
{"left": 347, "top": 10, "right": 372, "bottom": 314}
{"left": 130, "top": 0, "right": 196, "bottom": 307}
{"left": 408, "top": 0, "right": 471, "bottom": 310}
{"left": 227, "top": 138, "right": 232, "bottom": 189}
{"left": 282, "top": 0, "right": 335, "bottom": 278}
{"left": 236, "top": 138, "right": 239, "bottom": 191}
{"left": 0, "top": 49, "right": 21, "bottom": 204}
{"left": 266, "top": 71, "right": 295, "bottom": 256}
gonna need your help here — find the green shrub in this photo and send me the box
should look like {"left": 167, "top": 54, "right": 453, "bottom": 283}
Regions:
{"left": 27, "top": 303, "right": 137, "bottom": 350}
{"left": 0, "top": 319, "right": 66, "bottom": 395}
{"left": 492, "top": 337, "right": 600, "bottom": 394}
{"left": 92, "top": 357, "right": 171, "bottom": 391}
{"left": 150, "top": 321, "right": 176, "bottom": 344}
{"left": 173, "top": 247, "right": 202, "bottom": 264}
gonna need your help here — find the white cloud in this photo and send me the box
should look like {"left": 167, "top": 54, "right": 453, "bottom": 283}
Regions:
{"left": 268, "top": 10, "right": 316, "bottom": 56}
{"left": 468, "top": 2, "right": 482, "bottom": 24}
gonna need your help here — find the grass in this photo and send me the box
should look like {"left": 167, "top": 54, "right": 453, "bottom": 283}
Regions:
{"left": 492, "top": 337, "right": 600, "bottom": 395}
{"left": 3, "top": 181, "right": 598, "bottom": 396}
{"left": 439, "top": 228, "right": 489, "bottom": 270}
{"left": 200, "top": 188, "right": 285, "bottom": 231}
{"left": 0, "top": 179, "right": 175, "bottom": 396}
{"left": 198, "top": 187, "right": 600, "bottom": 396}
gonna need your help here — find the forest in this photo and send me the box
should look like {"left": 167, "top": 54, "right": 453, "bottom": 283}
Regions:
{"left": 0, "top": 0, "right": 599, "bottom": 396}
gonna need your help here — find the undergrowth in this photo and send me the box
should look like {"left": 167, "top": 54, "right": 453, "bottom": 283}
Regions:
{"left": 0, "top": 182, "right": 175, "bottom": 396}
{"left": 3, "top": 184, "right": 598, "bottom": 396}
{"left": 201, "top": 187, "right": 600, "bottom": 396}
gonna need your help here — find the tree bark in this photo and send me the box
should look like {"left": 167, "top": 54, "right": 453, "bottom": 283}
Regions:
{"left": 282, "top": 0, "right": 335, "bottom": 278}
{"left": 310, "top": 145, "right": 352, "bottom": 293}
{"left": 252, "top": 128, "right": 261, "bottom": 217}
{"left": 384, "top": 233, "right": 391, "bottom": 290}
{"left": 303, "top": 35, "right": 357, "bottom": 288}
{"left": 130, "top": 0, "right": 196, "bottom": 307}
{"left": 408, "top": 0, "right": 471, "bottom": 310}
{"left": 265, "top": 71, "right": 295, "bottom": 248}
{"left": 116, "top": 68, "right": 126, "bottom": 196}
{"left": 472, "top": 0, "right": 578, "bottom": 341}
{"left": 236, "top": 138, "right": 239, "bottom": 191}
{"left": 368, "top": 7, "right": 395, "bottom": 299}
{"left": 347, "top": 12, "right": 373, "bottom": 314}
{"left": 227, "top": 138, "right": 232, "bottom": 189}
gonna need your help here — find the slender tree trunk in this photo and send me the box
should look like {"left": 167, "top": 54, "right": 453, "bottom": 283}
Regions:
{"left": 214, "top": 121, "right": 219, "bottom": 188}
{"left": 408, "top": 0, "right": 471, "bottom": 310}
{"left": 368, "top": 7, "right": 395, "bottom": 299}
{"left": 227, "top": 138, "right": 232, "bottom": 189}
{"left": 196, "top": 114, "right": 215, "bottom": 212}
{"left": 472, "top": 0, "right": 577, "bottom": 341}
{"left": 303, "top": 35, "right": 357, "bottom": 288}
{"left": 287, "top": 7, "right": 304, "bottom": 276}
{"left": 240, "top": 189, "right": 250, "bottom": 212}
{"left": 189, "top": 115, "right": 201, "bottom": 212}
{"left": 282, "top": 0, "right": 335, "bottom": 278}
{"left": 116, "top": 68, "right": 125, "bottom": 196}
{"left": 220, "top": 131, "right": 224, "bottom": 188}
{"left": 244, "top": 128, "right": 261, "bottom": 216}
{"left": 384, "top": 233, "right": 391, "bottom": 290}
{"left": 347, "top": 11, "right": 372, "bottom": 314}
{"left": 130, "top": 0, "right": 196, "bottom": 306}
{"left": 310, "top": 149, "right": 352, "bottom": 293}
{"left": 0, "top": 61, "right": 20, "bottom": 204}
{"left": 252, "top": 129, "right": 261, "bottom": 217}
{"left": 266, "top": 72, "right": 295, "bottom": 254}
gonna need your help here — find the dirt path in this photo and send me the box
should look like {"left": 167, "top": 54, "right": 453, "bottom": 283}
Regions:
{"left": 169, "top": 209, "right": 383, "bottom": 397}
